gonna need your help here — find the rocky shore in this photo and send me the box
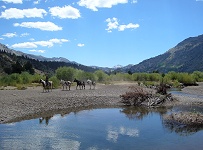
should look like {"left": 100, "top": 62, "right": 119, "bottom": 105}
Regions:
{"left": 1, "top": 82, "right": 203, "bottom": 124}
{"left": 0, "top": 83, "right": 133, "bottom": 124}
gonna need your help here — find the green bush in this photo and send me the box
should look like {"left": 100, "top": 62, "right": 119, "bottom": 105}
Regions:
{"left": 56, "top": 66, "right": 76, "bottom": 81}
{"left": 1, "top": 67, "right": 202, "bottom": 88}
{"left": 94, "top": 70, "right": 108, "bottom": 82}
{"left": 49, "top": 76, "right": 59, "bottom": 88}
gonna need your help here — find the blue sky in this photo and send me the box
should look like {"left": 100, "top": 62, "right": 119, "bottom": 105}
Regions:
{"left": 0, "top": 0, "right": 203, "bottom": 67}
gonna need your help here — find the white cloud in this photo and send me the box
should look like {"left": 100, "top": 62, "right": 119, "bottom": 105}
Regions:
{"left": 106, "top": 17, "right": 139, "bottom": 32}
{"left": 0, "top": 8, "right": 47, "bottom": 19}
{"left": 61, "top": 39, "right": 69, "bottom": 42}
{"left": 33, "top": 0, "right": 39, "bottom": 4}
{"left": 118, "top": 23, "right": 139, "bottom": 31}
{"left": 78, "top": 0, "right": 128, "bottom": 11}
{"left": 105, "top": 17, "right": 119, "bottom": 32}
{"left": 51, "top": 38, "right": 69, "bottom": 44}
{"left": 49, "top": 38, "right": 61, "bottom": 44}
{"left": 0, "top": 38, "right": 4, "bottom": 40}
{"left": 11, "top": 42, "right": 38, "bottom": 48}
{"left": 29, "top": 49, "right": 45, "bottom": 53}
{"left": 33, "top": 39, "right": 69, "bottom": 47}
{"left": 2, "top": 32, "right": 17, "bottom": 38}
{"left": 29, "top": 38, "right": 35, "bottom": 41}
{"left": 13, "top": 21, "right": 62, "bottom": 31}
{"left": 77, "top": 43, "right": 85, "bottom": 47}
{"left": 34, "top": 41, "right": 54, "bottom": 47}
{"left": 49, "top": 5, "right": 81, "bottom": 19}
{"left": 2, "top": 0, "right": 22, "bottom": 4}
{"left": 2, "top": 6, "right": 6, "bottom": 9}
{"left": 11, "top": 38, "right": 69, "bottom": 49}
{"left": 131, "top": 0, "right": 138, "bottom": 3}
{"left": 20, "top": 33, "right": 29, "bottom": 37}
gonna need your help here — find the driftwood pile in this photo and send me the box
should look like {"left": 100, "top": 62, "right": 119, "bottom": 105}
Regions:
{"left": 120, "top": 85, "right": 174, "bottom": 107}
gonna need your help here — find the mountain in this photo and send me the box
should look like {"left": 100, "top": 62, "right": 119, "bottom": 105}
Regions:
{"left": 129, "top": 34, "right": 203, "bottom": 73}
{"left": 0, "top": 43, "right": 97, "bottom": 74}
{"left": 1, "top": 34, "right": 203, "bottom": 74}
{"left": 113, "top": 65, "right": 123, "bottom": 69}
{"left": 91, "top": 66, "right": 113, "bottom": 72}
{"left": 0, "top": 43, "right": 72, "bottom": 63}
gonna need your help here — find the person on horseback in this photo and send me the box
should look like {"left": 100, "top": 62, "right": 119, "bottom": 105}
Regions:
{"left": 45, "top": 75, "right": 49, "bottom": 87}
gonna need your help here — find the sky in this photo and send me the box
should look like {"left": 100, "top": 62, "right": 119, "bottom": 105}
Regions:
{"left": 0, "top": 0, "right": 203, "bottom": 68}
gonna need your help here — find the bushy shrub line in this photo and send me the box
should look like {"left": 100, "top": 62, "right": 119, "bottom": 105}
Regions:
{"left": 1, "top": 66, "right": 203, "bottom": 88}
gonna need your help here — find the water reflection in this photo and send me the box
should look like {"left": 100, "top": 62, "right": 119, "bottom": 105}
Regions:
{"left": 107, "top": 125, "right": 139, "bottom": 143}
{"left": 0, "top": 118, "right": 81, "bottom": 150}
{"left": 163, "top": 120, "right": 203, "bottom": 136}
{"left": 37, "top": 106, "right": 203, "bottom": 137}
{"left": 164, "top": 105, "right": 203, "bottom": 136}
{"left": 39, "top": 116, "right": 53, "bottom": 125}
{"left": 120, "top": 106, "right": 168, "bottom": 120}
{"left": 1, "top": 106, "right": 203, "bottom": 149}
{"left": 120, "top": 106, "right": 203, "bottom": 136}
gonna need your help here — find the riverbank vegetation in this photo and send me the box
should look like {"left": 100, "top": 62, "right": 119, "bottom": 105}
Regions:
{"left": 1, "top": 66, "right": 203, "bottom": 89}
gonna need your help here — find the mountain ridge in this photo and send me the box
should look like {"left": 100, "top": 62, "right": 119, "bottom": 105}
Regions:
{"left": 1, "top": 34, "right": 203, "bottom": 74}
{"left": 128, "top": 34, "right": 203, "bottom": 73}
{"left": 0, "top": 43, "right": 97, "bottom": 74}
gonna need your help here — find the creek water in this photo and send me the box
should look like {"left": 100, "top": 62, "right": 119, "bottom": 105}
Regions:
{"left": 170, "top": 90, "right": 203, "bottom": 99}
{"left": 0, "top": 106, "right": 203, "bottom": 150}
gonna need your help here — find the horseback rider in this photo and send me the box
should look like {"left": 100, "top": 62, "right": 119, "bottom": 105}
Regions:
{"left": 45, "top": 75, "right": 49, "bottom": 86}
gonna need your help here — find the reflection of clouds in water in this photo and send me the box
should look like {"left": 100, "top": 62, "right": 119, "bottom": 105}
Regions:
{"left": 87, "top": 146, "right": 99, "bottom": 150}
{"left": 2, "top": 138, "right": 80, "bottom": 150}
{"left": 107, "top": 126, "right": 139, "bottom": 143}
{"left": 107, "top": 130, "right": 119, "bottom": 143}
{"left": 5, "top": 123, "right": 16, "bottom": 126}
{"left": 120, "top": 126, "right": 139, "bottom": 137}
{"left": 1, "top": 122, "right": 81, "bottom": 150}
{"left": 52, "top": 139, "right": 80, "bottom": 150}
{"left": 51, "top": 114, "right": 63, "bottom": 120}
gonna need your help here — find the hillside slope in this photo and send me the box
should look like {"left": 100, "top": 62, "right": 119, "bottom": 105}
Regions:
{"left": 0, "top": 44, "right": 96, "bottom": 75}
{"left": 130, "top": 34, "right": 203, "bottom": 73}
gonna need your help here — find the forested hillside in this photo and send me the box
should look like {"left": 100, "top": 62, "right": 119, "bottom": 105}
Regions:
{"left": 129, "top": 34, "right": 203, "bottom": 73}
{"left": 0, "top": 50, "right": 96, "bottom": 75}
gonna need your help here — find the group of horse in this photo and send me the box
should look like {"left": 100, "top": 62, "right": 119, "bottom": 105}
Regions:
{"left": 39, "top": 78, "right": 96, "bottom": 92}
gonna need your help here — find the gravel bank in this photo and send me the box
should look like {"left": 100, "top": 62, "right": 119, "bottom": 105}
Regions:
{"left": 0, "top": 83, "right": 133, "bottom": 124}
{"left": 1, "top": 82, "right": 203, "bottom": 124}
{"left": 172, "top": 82, "right": 203, "bottom": 106}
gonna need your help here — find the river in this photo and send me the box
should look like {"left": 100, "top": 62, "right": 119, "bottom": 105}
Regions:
{"left": 0, "top": 106, "right": 203, "bottom": 150}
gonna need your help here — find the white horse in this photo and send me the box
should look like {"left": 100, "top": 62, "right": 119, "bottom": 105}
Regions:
{"left": 40, "top": 79, "right": 53, "bottom": 92}
{"left": 87, "top": 79, "right": 96, "bottom": 89}
{"left": 60, "top": 79, "right": 72, "bottom": 90}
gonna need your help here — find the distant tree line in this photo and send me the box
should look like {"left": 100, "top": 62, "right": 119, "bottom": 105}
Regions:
{"left": 0, "top": 50, "right": 97, "bottom": 76}
{"left": 1, "top": 65, "right": 203, "bottom": 89}
{"left": 4, "top": 61, "right": 35, "bottom": 75}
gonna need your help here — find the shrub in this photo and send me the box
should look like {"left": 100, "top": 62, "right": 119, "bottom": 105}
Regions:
{"left": 49, "top": 76, "right": 59, "bottom": 88}
{"left": 56, "top": 66, "right": 76, "bottom": 81}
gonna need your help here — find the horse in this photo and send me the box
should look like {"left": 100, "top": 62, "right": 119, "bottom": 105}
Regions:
{"left": 73, "top": 78, "right": 85, "bottom": 90}
{"left": 40, "top": 79, "right": 53, "bottom": 92}
{"left": 87, "top": 79, "right": 96, "bottom": 89}
{"left": 60, "top": 79, "right": 72, "bottom": 90}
